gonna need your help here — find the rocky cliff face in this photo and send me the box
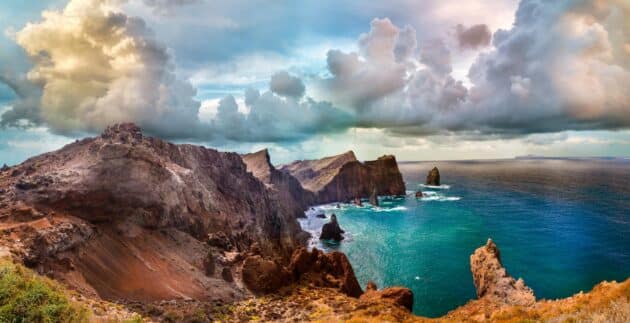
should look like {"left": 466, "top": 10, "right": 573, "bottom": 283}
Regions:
{"left": 242, "top": 149, "right": 315, "bottom": 215}
{"left": 279, "top": 151, "right": 406, "bottom": 204}
{"left": 0, "top": 123, "right": 304, "bottom": 302}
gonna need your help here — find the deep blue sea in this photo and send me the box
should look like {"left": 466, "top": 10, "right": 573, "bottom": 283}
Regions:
{"left": 299, "top": 158, "right": 630, "bottom": 317}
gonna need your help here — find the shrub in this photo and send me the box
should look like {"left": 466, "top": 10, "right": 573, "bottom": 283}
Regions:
{"left": 0, "top": 260, "right": 90, "bottom": 323}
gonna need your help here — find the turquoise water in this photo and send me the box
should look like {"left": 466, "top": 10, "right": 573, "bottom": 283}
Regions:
{"left": 299, "top": 159, "right": 630, "bottom": 317}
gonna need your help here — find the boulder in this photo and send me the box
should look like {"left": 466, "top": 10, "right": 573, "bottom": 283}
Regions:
{"left": 415, "top": 191, "right": 423, "bottom": 198}
{"left": 288, "top": 247, "right": 363, "bottom": 298}
{"left": 319, "top": 214, "right": 345, "bottom": 241}
{"left": 470, "top": 239, "right": 535, "bottom": 306}
{"left": 426, "top": 167, "right": 440, "bottom": 186}
{"left": 241, "top": 255, "right": 290, "bottom": 294}
{"left": 203, "top": 251, "right": 215, "bottom": 276}
{"left": 221, "top": 267, "right": 233, "bottom": 282}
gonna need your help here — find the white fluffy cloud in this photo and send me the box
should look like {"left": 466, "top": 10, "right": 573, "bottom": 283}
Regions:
{"left": 4, "top": 0, "right": 205, "bottom": 138}
{"left": 314, "top": 0, "right": 630, "bottom": 138}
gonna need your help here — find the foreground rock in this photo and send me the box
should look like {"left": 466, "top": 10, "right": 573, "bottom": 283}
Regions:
{"left": 319, "top": 214, "right": 345, "bottom": 241}
{"left": 240, "top": 247, "right": 363, "bottom": 298}
{"left": 280, "top": 151, "right": 406, "bottom": 204}
{"left": 426, "top": 166, "right": 440, "bottom": 186}
{"left": 470, "top": 239, "right": 535, "bottom": 306}
{"left": 0, "top": 123, "right": 305, "bottom": 303}
{"left": 360, "top": 281, "right": 414, "bottom": 311}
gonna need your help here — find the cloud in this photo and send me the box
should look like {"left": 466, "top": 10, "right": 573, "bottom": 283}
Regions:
{"left": 455, "top": 24, "right": 491, "bottom": 49}
{"left": 3, "top": 0, "right": 207, "bottom": 139}
{"left": 142, "top": 0, "right": 201, "bottom": 15}
{"left": 210, "top": 85, "right": 354, "bottom": 143}
{"left": 269, "top": 71, "right": 305, "bottom": 98}
{"left": 313, "top": 1, "right": 629, "bottom": 138}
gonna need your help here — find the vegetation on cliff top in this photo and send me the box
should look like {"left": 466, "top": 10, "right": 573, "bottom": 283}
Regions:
{"left": 0, "top": 260, "right": 90, "bottom": 322}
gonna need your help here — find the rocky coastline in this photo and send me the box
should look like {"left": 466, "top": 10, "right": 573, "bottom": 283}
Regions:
{"left": 0, "top": 123, "right": 627, "bottom": 322}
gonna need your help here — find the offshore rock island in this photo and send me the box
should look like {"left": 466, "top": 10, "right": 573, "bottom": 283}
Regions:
{"left": 0, "top": 124, "right": 628, "bottom": 322}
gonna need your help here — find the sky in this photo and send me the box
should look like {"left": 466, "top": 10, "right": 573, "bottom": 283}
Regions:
{"left": 0, "top": 0, "right": 629, "bottom": 165}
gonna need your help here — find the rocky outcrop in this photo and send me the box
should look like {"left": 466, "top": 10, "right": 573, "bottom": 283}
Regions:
{"left": 240, "top": 247, "right": 363, "bottom": 298}
{"left": 288, "top": 247, "right": 363, "bottom": 298}
{"left": 470, "top": 239, "right": 535, "bottom": 306}
{"left": 241, "top": 255, "right": 291, "bottom": 294}
{"left": 426, "top": 166, "right": 440, "bottom": 186}
{"left": 360, "top": 282, "right": 414, "bottom": 311}
{"left": 0, "top": 123, "right": 306, "bottom": 302}
{"left": 319, "top": 214, "right": 344, "bottom": 241}
{"left": 280, "top": 151, "right": 405, "bottom": 204}
{"left": 369, "top": 187, "right": 379, "bottom": 206}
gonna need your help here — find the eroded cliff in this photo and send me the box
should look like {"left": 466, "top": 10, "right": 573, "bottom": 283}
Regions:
{"left": 0, "top": 123, "right": 305, "bottom": 304}
{"left": 279, "top": 151, "right": 406, "bottom": 204}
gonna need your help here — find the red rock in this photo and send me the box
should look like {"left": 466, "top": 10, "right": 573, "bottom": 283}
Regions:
{"left": 241, "top": 255, "right": 290, "bottom": 294}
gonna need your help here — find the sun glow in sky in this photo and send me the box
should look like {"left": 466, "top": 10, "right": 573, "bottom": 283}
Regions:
{"left": 0, "top": 0, "right": 629, "bottom": 164}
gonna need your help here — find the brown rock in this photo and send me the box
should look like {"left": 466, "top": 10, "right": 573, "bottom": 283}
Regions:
{"left": 415, "top": 191, "right": 423, "bottom": 198}
{"left": 470, "top": 239, "right": 535, "bottom": 306}
{"left": 426, "top": 167, "right": 440, "bottom": 186}
{"left": 360, "top": 287, "right": 414, "bottom": 312}
{"left": 203, "top": 251, "right": 215, "bottom": 276}
{"left": 319, "top": 214, "right": 344, "bottom": 241}
{"left": 221, "top": 267, "right": 233, "bottom": 282}
{"left": 288, "top": 247, "right": 363, "bottom": 298}
{"left": 241, "top": 255, "right": 290, "bottom": 294}
{"left": 366, "top": 281, "right": 378, "bottom": 291}
{"left": 280, "top": 152, "right": 406, "bottom": 204}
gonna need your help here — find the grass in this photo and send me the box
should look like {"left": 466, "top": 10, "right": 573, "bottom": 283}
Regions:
{"left": 0, "top": 260, "right": 90, "bottom": 323}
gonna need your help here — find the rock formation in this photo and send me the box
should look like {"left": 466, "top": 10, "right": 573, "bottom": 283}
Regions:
{"left": 319, "top": 214, "right": 344, "bottom": 241}
{"left": 360, "top": 283, "right": 414, "bottom": 311}
{"left": 369, "top": 187, "right": 379, "bottom": 206}
{"left": 470, "top": 239, "right": 535, "bottom": 306}
{"left": 0, "top": 123, "right": 305, "bottom": 302}
{"left": 415, "top": 191, "right": 424, "bottom": 198}
{"left": 280, "top": 151, "right": 406, "bottom": 204}
{"left": 240, "top": 247, "right": 363, "bottom": 298}
{"left": 426, "top": 166, "right": 440, "bottom": 186}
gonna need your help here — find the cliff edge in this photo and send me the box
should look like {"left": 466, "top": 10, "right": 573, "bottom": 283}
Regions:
{"left": 279, "top": 151, "right": 406, "bottom": 204}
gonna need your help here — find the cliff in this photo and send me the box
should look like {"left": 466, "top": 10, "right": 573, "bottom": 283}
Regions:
{"left": 0, "top": 123, "right": 304, "bottom": 303}
{"left": 279, "top": 151, "right": 406, "bottom": 204}
{"left": 241, "top": 149, "right": 315, "bottom": 214}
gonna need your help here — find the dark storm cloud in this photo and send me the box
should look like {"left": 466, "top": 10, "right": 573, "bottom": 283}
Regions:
{"left": 455, "top": 24, "right": 491, "bottom": 49}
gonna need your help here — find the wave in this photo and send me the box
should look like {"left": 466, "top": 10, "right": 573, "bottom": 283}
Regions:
{"left": 419, "top": 195, "right": 461, "bottom": 202}
{"left": 419, "top": 184, "right": 451, "bottom": 189}
{"left": 371, "top": 206, "right": 408, "bottom": 212}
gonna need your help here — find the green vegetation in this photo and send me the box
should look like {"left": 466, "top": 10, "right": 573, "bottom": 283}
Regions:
{"left": 0, "top": 260, "right": 90, "bottom": 323}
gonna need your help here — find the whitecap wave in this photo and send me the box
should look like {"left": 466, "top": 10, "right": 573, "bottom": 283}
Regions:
{"left": 370, "top": 206, "right": 408, "bottom": 212}
{"left": 419, "top": 184, "right": 451, "bottom": 189}
{"left": 419, "top": 195, "right": 461, "bottom": 202}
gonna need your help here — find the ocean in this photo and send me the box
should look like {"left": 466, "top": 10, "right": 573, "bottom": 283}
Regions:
{"left": 298, "top": 158, "right": 630, "bottom": 317}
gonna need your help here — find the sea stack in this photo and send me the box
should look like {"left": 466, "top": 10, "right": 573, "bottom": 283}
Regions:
{"left": 320, "top": 214, "right": 345, "bottom": 241}
{"left": 426, "top": 166, "right": 440, "bottom": 186}
{"left": 369, "top": 187, "right": 379, "bottom": 206}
